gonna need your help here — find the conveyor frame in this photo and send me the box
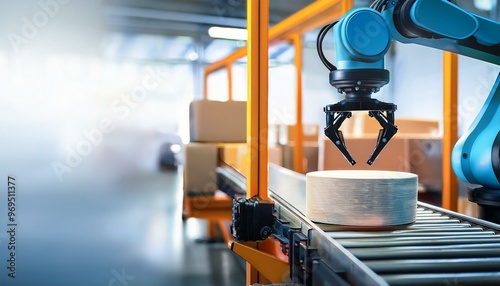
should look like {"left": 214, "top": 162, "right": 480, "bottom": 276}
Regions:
{"left": 218, "top": 164, "right": 500, "bottom": 285}
{"left": 267, "top": 164, "right": 500, "bottom": 285}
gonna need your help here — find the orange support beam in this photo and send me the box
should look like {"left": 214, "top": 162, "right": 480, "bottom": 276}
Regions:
{"left": 443, "top": 51, "right": 459, "bottom": 211}
{"left": 205, "top": 47, "right": 246, "bottom": 76}
{"left": 217, "top": 220, "right": 232, "bottom": 244}
{"left": 246, "top": 0, "right": 269, "bottom": 283}
{"left": 342, "top": 0, "right": 354, "bottom": 13}
{"left": 203, "top": 72, "right": 208, "bottom": 99}
{"left": 292, "top": 34, "right": 304, "bottom": 173}
{"left": 183, "top": 195, "right": 233, "bottom": 220}
{"left": 230, "top": 241, "right": 289, "bottom": 284}
{"left": 205, "top": 0, "right": 350, "bottom": 76}
{"left": 268, "top": 0, "right": 345, "bottom": 43}
{"left": 227, "top": 63, "right": 233, "bottom": 101}
{"left": 247, "top": 0, "right": 269, "bottom": 200}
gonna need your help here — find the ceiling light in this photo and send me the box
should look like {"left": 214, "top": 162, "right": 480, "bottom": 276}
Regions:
{"left": 474, "top": 0, "right": 495, "bottom": 11}
{"left": 208, "top": 26, "right": 247, "bottom": 41}
{"left": 187, "top": 51, "right": 198, "bottom": 61}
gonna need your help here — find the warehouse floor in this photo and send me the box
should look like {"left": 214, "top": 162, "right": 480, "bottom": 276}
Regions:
{"left": 4, "top": 164, "right": 245, "bottom": 285}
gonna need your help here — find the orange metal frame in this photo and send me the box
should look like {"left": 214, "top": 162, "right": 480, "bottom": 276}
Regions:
{"left": 246, "top": 1, "right": 269, "bottom": 282}
{"left": 291, "top": 33, "right": 304, "bottom": 173}
{"left": 204, "top": 0, "right": 351, "bottom": 92}
{"left": 201, "top": 0, "right": 358, "bottom": 284}
{"left": 204, "top": 0, "right": 352, "bottom": 175}
{"left": 246, "top": 0, "right": 269, "bottom": 199}
{"left": 442, "top": 52, "right": 459, "bottom": 211}
{"left": 230, "top": 241, "right": 289, "bottom": 283}
{"left": 183, "top": 195, "right": 233, "bottom": 221}
{"left": 203, "top": 0, "right": 354, "bottom": 284}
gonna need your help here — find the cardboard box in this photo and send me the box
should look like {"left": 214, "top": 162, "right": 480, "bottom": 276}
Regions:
{"left": 219, "top": 143, "right": 283, "bottom": 178}
{"left": 278, "top": 123, "right": 319, "bottom": 144}
{"left": 282, "top": 142, "right": 319, "bottom": 173}
{"left": 409, "top": 138, "right": 442, "bottom": 191}
{"left": 458, "top": 197, "right": 478, "bottom": 218}
{"left": 323, "top": 136, "right": 411, "bottom": 171}
{"left": 189, "top": 100, "right": 246, "bottom": 143}
{"left": 184, "top": 143, "right": 218, "bottom": 196}
{"left": 269, "top": 144, "right": 283, "bottom": 167}
{"left": 348, "top": 113, "right": 439, "bottom": 136}
{"left": 219, "top": 143, "right": 249, "bottom": 178}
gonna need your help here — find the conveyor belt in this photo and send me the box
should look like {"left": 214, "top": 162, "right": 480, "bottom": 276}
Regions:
{"left": 329, "top": 206, "right": 500, "bottom": 285}
{"left": 269, "top": 164, "right": 500, "bottom": 285}
{"left": 219, "top": 164, "right": 500, "bottom": 285}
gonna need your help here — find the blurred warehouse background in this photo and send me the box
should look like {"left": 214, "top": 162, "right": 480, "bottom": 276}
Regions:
{"left": 0, "top": 0, "right": 498, "bottom": 285}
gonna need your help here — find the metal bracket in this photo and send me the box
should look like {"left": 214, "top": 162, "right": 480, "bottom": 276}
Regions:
{"left": 367, "top": 110, "right": 398, "bottom": 165}
{"left": 324, "top": 111, "right": 355, "bottom": 165}
{"left": 229, "top": 241, "right": 290, "bottom": 284}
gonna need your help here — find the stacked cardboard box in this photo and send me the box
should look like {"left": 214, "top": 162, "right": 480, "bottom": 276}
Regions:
{"left": 274, "top": 123, "right": 320, "bottom": 173}
{"left": 189, "top": 100, "right": 247, "bottom": 143}
{"left": 185, "top": 100, "right": 247, "bottom": 196}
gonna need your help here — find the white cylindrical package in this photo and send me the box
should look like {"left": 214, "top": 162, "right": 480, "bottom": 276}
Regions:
{"left": 306, "top": 170, "right": 418, "bottom": 228}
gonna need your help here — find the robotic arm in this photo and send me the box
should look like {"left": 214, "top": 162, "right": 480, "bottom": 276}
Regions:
{"left": 320, "top": 0, "right": 500, "bottom": 191}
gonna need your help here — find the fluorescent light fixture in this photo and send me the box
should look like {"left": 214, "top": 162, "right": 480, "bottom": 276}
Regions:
{"left": 208, "top": 26, "right": 247, "bottom": 41}
{"left": 474, "top": 0, "right": 495, "bottom": 11}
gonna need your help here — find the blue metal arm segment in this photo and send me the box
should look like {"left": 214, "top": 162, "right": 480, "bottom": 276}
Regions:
{"left": 410, "top": 0, "right": 478, "bottom": 40}
{"left": 452, "top": 73, "right": 500, "bottom": 189}
{"left": 383, "top": 0, "right": 500, "bottom": 65}
{"left": 335, "top": 8, "right": 391, "bottom": 70}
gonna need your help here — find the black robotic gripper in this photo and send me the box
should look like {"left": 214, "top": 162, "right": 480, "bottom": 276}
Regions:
{"left": 325, "top": 68, "right": 398, "bottom": 165}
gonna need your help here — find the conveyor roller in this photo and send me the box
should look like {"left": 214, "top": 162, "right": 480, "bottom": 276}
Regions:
{"left": 327, "top": 205, "right": 500, "bottom": 285}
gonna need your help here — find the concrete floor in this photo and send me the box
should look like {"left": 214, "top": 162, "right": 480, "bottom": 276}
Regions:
{"left": 0, "top": 136, "right": 245, "bottom": 285}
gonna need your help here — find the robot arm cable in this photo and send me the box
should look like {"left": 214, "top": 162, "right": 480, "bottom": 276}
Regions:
{"left": 316, "top": 22, "right": 338, "bottom": 72}
{"left": 370, "top": 0, "right": 389, "bottom": 12}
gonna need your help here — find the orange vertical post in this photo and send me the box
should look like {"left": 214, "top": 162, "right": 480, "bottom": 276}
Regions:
{"left": 443, "top": 51, "right": 459, "bottom": 211}
{"left": 227, "top": 63, "right": 233, "bottom": 101}
{"left": 203, "top": 72, "right": 208, "bottom": 99}
{"left": 247, "top": 0, "right": 269, "bottom": 200}
{"left": 292, "top": 34, "right": 304, "bottom": 173}
{"left": 342, "top": 0, "right": 353, "bottom": 13}
{"left": 246, "top": 0, "right": 269, "bottom": 284}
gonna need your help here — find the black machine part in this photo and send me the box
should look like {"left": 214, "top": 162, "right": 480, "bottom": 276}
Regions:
{"left": 324, "top": 98, "right": 398, "bottom": 165}
{"left": 493, "top": 131, "right": 500, "bottom": 183}
{"left": 469, "top": 187, "right": 500, "bottom": 224}
{"left": 232, "top": 197, "right": 275, "bottom": 242}
{"left": 392, "top": 0, "right": 442, "bottom": 39}
{"left": 329, "top": 69, "right": 390, "bottom": 97}
{"left": 468, "top": 132, "right": 500, "bottom": 224}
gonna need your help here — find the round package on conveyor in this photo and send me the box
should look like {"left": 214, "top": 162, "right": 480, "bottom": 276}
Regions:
{"left": 306, "top": 170, "right": 418, "bottom": 228}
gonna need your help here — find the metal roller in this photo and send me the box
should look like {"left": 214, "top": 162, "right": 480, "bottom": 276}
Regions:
{"left": 328, "top": 230, "right": 496, "bottom": 239}
{"left": 348, "top": 243, "right": 500, "bottom": 260}
{"left": 364, "top": 258, "right": 500, "bottom": 274}
{"left": 337, "top": 235, "right": 500, "bottom": 248}
{"left": 381, "top": 272, "right": 500, "bottom": 286}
